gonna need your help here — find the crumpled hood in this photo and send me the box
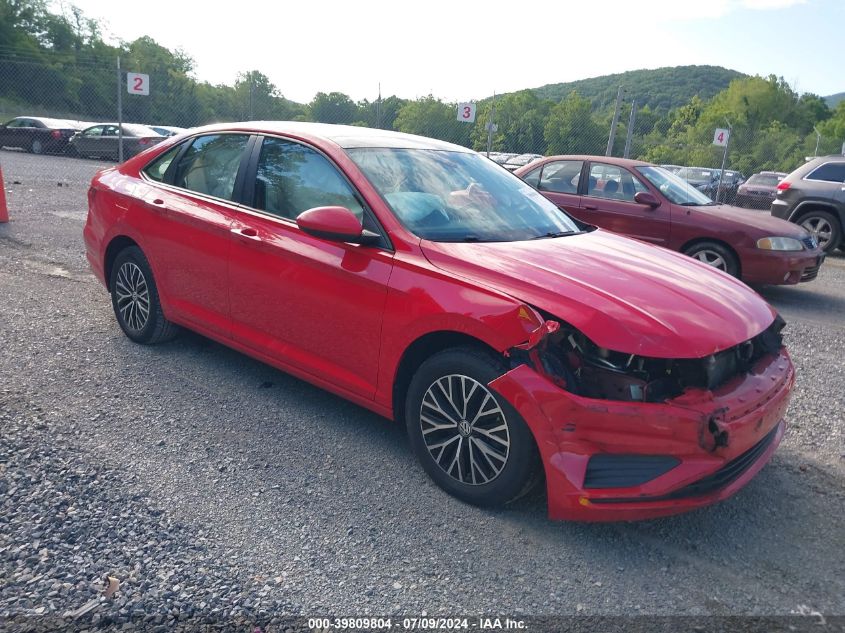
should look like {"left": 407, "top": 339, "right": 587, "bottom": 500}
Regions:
{"left": 690, "top": 204, "right": 810, "bottom": 239}
{"left": 421, "top": 230, "right": 777, "bottom": 359}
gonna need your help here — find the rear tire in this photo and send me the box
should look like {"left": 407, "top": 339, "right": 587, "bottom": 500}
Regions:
{"left": 109, "top": 246, "right": 179, "bottom": 344}
{"left": 683, "top": 241, "right": 740, "bottom": 277}
{"left": 799, "top": 210, "right": 841, "bottom": 253}
{"left": 405, "top": 346, "right": 542, "bottom": 507}
{"left": 30, "top": 139, "right": 43, "bottom": 154}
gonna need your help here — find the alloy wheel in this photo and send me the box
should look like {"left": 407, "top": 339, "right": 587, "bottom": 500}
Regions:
{"left": 31, "top": 139, "right": 43, "bottom": 154}
{"left": 801, "top": 216, "right": 833, "bottom": 249}
{"left": 692, "top": 249, "right": 727, "bottom": 271}
{"left": 419, "top": 374, "right": 510, "bottom": 485}
{"left": 114, "top": 261, "right": 151, "bottom": 331}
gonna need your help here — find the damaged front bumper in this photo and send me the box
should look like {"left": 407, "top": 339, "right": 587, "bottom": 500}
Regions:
{"left": 489, "top": 348, "right": 794, "bottom": 521}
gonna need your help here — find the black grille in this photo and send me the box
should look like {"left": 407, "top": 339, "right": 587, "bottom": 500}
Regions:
{"left": 592, "top": 425, "right": 779, "bottom": 503}
{"left": 801, "top": 236, "right": 818, "bottom": 250}
{"left": 583, "top": 455, "right": 680, "bottom": 489}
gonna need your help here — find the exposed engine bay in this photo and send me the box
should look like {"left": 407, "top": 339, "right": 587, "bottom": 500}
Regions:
{"left": 510, "top": 313, "right": 786, "bottom": 403}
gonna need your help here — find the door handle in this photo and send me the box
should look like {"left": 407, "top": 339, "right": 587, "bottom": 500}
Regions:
{"left": 231, "top": 227, "right": 261, "bottom": 241}
{"left": 584, "top": 204, "right": 598, "bottom": 210}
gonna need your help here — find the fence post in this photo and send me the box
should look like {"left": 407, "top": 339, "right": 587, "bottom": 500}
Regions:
{"left": 116, "top": 56, "right": 124, "bottom": 163}
{"left": 623, "top": 100, "right": 637, "bottom": 159}
{"left": 606, "top": 85, "right": 624, "bottom": 157}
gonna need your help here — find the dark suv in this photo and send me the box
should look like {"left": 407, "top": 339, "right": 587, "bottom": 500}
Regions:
{"left": 771, "top": 156, "right": 845, "bottom": 252}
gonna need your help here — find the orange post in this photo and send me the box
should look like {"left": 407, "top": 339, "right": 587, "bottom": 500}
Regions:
{"left": 0, "top": 159, "right": 8, "bottom": 223}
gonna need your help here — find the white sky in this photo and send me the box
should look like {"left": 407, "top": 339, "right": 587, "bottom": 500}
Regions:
{"left": 56, "top": 0, "right": 840, "bottom": 104}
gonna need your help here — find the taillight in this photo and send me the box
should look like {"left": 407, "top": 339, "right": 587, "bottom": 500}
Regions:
{"left": 776, "top": 181, "right": 791, "bottom": 192}
{"left": 51, "top": 130, "right": 62, "bottom": 139}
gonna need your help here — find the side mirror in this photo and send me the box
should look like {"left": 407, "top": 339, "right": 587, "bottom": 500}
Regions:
{"left": 296, "top": 206, "right": 380, "bottom": 245}
{"left": 634, "top": 191, "right": 660, "bottom": 208}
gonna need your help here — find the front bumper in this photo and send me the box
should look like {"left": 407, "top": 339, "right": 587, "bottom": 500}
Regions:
{"left": 490, "top": 348, "right": 794, "bottom": 521}
{"left": 743, "top": 248, "right": 825, "bottom": 285}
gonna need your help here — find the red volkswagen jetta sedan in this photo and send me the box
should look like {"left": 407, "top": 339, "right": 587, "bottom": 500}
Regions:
{"left": 84, "top": 123, "right": 794, "bottom": 521}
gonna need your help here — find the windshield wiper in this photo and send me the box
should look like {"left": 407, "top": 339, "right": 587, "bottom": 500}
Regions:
{"left": 530, "top": 230, "right": 577, "bottom": 240}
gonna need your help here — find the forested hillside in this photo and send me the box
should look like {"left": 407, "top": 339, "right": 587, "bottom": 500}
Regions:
{"left": 530, "top": 66, "right": 745, "bottom": 111}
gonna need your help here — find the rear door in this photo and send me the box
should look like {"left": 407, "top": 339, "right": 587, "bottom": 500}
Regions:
{"left": 524, "top": 159, "right": 584, "bottom": 216}
{"left": 136, "top": 133, "right": 254, "bottom": 337}
{"left": 582, "top": 161, "right": 671, "bottom": 245}
{"left": 805, "top": 162, "right": 845, "bottom": 206}
{"left": 226, "top": 135, "right": 394, "bottom": 399}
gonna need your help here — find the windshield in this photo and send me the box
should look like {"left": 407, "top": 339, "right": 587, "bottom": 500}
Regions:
{"left": 347, "top": 148, "right": 581, "bottom": 242}
{"left": 747, "top": 173, "right": 781, "bottom": 187}
{"left": 637, "top": 166, "right": 714, "bottom": 206}
{"left": 676, "top": 167, "right": 715, "bottom": 184}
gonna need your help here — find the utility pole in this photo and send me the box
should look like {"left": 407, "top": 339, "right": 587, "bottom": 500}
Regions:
{"left": 623, "top": 100, "right": 637, "bottom": 159}
{"left": 605, "top": 85, "right": 624, "bottom": 157}
{"left": 248, "top": 74, "right": 254, "bottom": 120}
{"left": 376, "top": 82, "right": 382, "bottom": 129}
{"left": 486, "top": 91, "right": 496, "bottom": 158}
{"left": 116, "top": 56, "right": 123, "bottom": 163}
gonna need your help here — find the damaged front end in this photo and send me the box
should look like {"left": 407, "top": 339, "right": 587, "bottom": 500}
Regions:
{"left": 508, "top": 312, "right": 786, "bottom": 405}
{"left": 494, "top": 311, "right": 793, "bottom": 521}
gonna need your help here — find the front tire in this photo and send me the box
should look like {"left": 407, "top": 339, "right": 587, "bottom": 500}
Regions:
{"left": 109, "top": 246, "right": 179, "bottom": 344}
{"left": 683, "top": 241, "right": 740, "bottom": 277}
{"left": 405, "top": 347, "right": 542, "bottom": 507}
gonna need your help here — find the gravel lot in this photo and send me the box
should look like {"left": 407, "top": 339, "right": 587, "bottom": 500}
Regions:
{"left": 1, "top": 149, "right": 844, "bottom": 627}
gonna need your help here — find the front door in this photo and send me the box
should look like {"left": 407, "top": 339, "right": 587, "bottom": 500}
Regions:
{"left": 581, "top": 162, "right": 671, "bottom": 245}
{"left": 227, "top": 135, "right": 393, "bottom": 399}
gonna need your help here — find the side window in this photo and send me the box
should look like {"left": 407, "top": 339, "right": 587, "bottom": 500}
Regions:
{"left": 539, "top": 160, "right": 583, "bottom": 193}
{"left": 806, "top": 163, "right": 845, "bottom": 183}
{"left": 587, "top": 163, "right": 647, "bottom": 201}
{"left": 7, "top": 119, "right": 27, "bottom": 128}
{"left": 102, "top": 125, "right": 119, "bottom": 136}
{"left": 252, "top": 137, "right": 364, "bottom": 221}
{"left": 520, "top": 166, "right": 541, "bottom": 188}
{"left": 143, "top": 144, "right": 183, "bottom": 183}
{"left": 82, "top": 126, "right": 104, "bottom": 137}
{"left": 172, "top": 134, "right": 250, "bottom": 201}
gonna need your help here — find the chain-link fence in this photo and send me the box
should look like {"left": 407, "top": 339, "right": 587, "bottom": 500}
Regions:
{"left": 2, "top": 49, "right": 844, "bottom": 205}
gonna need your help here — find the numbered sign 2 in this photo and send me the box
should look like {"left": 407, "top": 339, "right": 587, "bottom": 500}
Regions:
{"left": 713, "top": 128, "right": 730, "bottom": 147}
{"left": 127, "top": 72, "right": 150, "bottom": 96}
{"left": 457, "top": 102, "right": 476, "bottom": 123}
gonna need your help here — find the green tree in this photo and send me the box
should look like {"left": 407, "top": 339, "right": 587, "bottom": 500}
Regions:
{"left": 309, "top": 91, "right": 358, "bottom": 124}
{"left": 544, "top": 91, "right": 605, "bottom": 155}
{"left": 393, "top": 95, "right": 471, "bottom": 146}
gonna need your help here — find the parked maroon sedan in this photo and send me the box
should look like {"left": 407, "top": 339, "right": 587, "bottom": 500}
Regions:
{"left": 84, "top": 125, "right": 795, "bottom": 521}
{"left": 516, "top": 156, "right": 824, "bottom": 284}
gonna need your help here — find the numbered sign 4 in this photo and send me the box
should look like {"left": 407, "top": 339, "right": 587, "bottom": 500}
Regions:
{"left": 457, "top": 102, "right": 476, "bottom": 123}
{"left": 713, "top": 128, "right": 730, "bottom": 147}
{"left": 127, "top": 72, "right": 150, "bottom": 96}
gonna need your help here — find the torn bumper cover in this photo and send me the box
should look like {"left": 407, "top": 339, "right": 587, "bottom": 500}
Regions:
{"left": 490, "top": 335, "right": 793, "bottom": 522}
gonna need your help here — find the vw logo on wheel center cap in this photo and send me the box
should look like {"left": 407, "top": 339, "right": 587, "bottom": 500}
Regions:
{"left": 458, "top": 420, "right": 472, "bottom": 437}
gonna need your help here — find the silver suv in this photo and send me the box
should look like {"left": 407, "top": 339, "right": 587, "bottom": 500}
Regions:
{"left": 771, "top": 155, "right": 845, "bottom": 252}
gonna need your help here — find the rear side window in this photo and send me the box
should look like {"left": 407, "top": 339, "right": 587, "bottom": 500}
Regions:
{"left": 172, "top": 134, "right": 251, "bottom": 201}
{"left": 539, "top": 160, "right": 583, "bottom": 193}
{"left": 806, "top": 163, "right": 845, "bottom": 183}
{"left": 143, "top": 145, "right": 183, "bottom": 183}
{"left": 252, "top": 137, "right": 364, "bottom": 220}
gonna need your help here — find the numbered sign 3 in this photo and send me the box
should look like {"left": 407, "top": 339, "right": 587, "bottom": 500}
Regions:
{"left": 127, "top": 72, "right": 150, "bottom": 96}
{"left": 457, "top": 102, "right": 476, "bottom": 123}
{"left": 713, "top": 128, "right": 730, "bottom": 147}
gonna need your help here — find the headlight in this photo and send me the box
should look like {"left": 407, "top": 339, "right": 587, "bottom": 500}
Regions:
{"left": 756, "top": 237, "right": 804, "bottom": 251}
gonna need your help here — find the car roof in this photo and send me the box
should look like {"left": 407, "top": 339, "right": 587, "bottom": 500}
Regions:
{"left": 183, "top": 121, "right": 475, "bottom": 152}
{"left": 536, "top": 155, "right": 656, "bottom": 169}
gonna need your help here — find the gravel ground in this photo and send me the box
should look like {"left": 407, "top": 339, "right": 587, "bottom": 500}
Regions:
{"left": 1, "top": 149, "right": 844, "bottom": 626}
